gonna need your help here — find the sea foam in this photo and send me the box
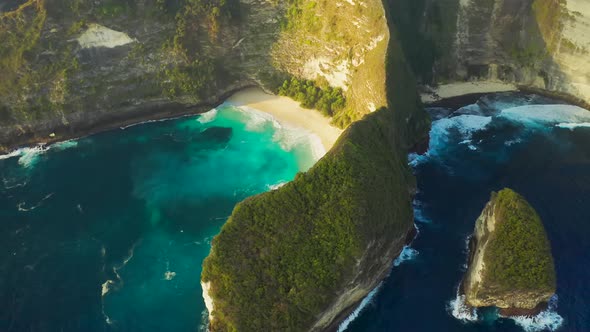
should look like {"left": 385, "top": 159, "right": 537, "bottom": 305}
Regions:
{"left": 197, "top": 108, "right": 219, "bottom": 124}
{"left": 499, "top": 104, "right": 590, "bottom": 128}
{"left": 448, "top": 293, "right": 479, "bottom": 322}
{"left": 509, "top": 295, "right": 564, "bottom": 332}
{"left": 235, "top": 105, "right": 326, "bottom": 166}
{"left": 0, "top": 139, "right": 80, "bottom": 169}
{"left": 337, "top": 284, "right": 382, "bottom": 332}
{"left": 393, "top": 246, "right": 419, "bottom": 267}
{"left": 412, "top": 114, "right": 492, "bottom": 167}
{"left": 556, "top": 122, "right": 590, "bottom": 130}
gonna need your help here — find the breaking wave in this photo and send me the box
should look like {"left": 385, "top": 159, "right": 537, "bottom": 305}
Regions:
{"left": 197, "top": 108, "right": 218, "bottom": 124}
{"left": 499, "top": 104, "right": 590, "bottom": 128}
{"left": 337, "top": 284, "right": 382, "bottom": 332}
{"left": 0, "top": 139, "right": 80, "bottom": 169}
{"left": 556, "top": 122, "right": 590, "bottom": 130}
{"left": 393, "top": 246, "right": 419, "bottom": 267}
{"left": 509, "top": 295, "right": 564, "bottom": 332}
{"left": 448, "top": 293, "right": 479, "bottom": 322}
{"left": 235, "top": 105, "right": 326, "bottom": 168}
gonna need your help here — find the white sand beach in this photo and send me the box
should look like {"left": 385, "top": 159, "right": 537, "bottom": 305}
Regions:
{"left": 421, "top": 82, "right": 518, "bottom": 103}
{"left": 227, "top": 87, "right": 344, "bottom": 150}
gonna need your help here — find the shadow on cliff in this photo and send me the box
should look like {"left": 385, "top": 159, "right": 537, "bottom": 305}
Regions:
{"left": 383, "top": 0, "right": 585, "bottom": 106}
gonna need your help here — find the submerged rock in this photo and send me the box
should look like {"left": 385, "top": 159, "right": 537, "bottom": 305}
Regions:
{"left": 462, "top": 188, "right": 556, "bottom": 316}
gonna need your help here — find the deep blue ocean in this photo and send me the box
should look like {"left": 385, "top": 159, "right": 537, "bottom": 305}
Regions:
{"left": 1, "top": 93, "right": 589, "bottom": 332}
{"left": 0, "top": 104, "right": 321, "bottom": 331}
{"left": 345, "top": 93, "right": 590, "bottom": 332}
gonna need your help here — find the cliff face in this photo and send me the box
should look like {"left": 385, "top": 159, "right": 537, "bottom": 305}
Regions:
{"left": 462, "top": 189, "right": 556, "bottom": 315}
{"left": 200, "top": 1, "right": 429, "bottom": 329}
{"left": 389, "top": 0, "right": 590, "bottom": 105}
{"left": 0, "top": 0, "right": 388, "bottom": 152}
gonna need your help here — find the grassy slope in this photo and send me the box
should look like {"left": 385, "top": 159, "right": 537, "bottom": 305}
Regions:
{"left": 484, "top": 189, "right": 556, "bottom": 293}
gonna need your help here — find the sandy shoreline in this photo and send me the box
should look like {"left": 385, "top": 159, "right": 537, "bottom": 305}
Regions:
{"left": 227, "top": 87, "right": 344, "bottom": 150}
{"left": 421, "top": 82, "right": 518, "bottom": 103}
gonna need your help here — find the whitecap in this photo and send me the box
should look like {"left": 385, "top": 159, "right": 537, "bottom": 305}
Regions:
{"left": 509, "top": 295, "right": 564, "bottom": 332}
{"left": 197, "top": 108, "right": 218, "bottom": 124}
{"left": 102, "top": 280, "right": 116, "bottom": 296}
{"left": 499, "top": 104, "right": 590, "bottom": 128}
{"left": 408, "top": 152, "right": 429, "bottom": 168}
{"left": 0, "top": 145, "right": 49, "bottom": 168}
{"left": 413, "top": 200, "right": 431, "bottom": 224}
{"left": 556, "top": 122, "right": 590, "bottom": 130}
{"left": 0, "top": 149, "right": 23, "bottom": 161}
{"left": 236, "top": 104, "right": 326, "bottom": 164}
{"left": 268, "top": 181, "right": 287, "bottom": 191}
{"left": 337, "top": 284, "right": 381, "bottom": 332}
{"left": 18, "top": 145, "right": 49, "bottom": 168}
{"left": 17, "top": 193, "right": 54, "bottom": 212}
{"left": 51, "top": 139, "right": 78, "bottom": 151}
{"left": 236, "top": 105, "right": 280, "bottom": 132}
{"left": 505, "top": 138, "right": 523, "bottom": 146}
{"left": 393, "top": 246, "right": 419, "bottom": 267}
{"left": 164, "top": 271, "right": 176, "bottom": 281}
{"left": 428, "top": 115, "right": 492, "bottom": 158}
{"left": 448, "top": 293, "right": 478, "bottom": 322}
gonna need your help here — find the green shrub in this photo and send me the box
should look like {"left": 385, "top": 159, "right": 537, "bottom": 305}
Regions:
{"left": 278, "top": 78, "right": 345, "bottom": 117}
{"left": 485, "top": 189, "right": 556, "bottom": 293}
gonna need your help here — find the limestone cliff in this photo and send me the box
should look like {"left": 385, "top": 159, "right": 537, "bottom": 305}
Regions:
{"left": 389, "top": 0, "right": 590, "bottom": 105}
{"left": 200, "top": 1, "right": 429, "bottom": 329}
{"left": 462, "top": 189, "right": 556, "bottom": 316}
{"left": 0, "top": 0, "right": 388, "bottom": 152}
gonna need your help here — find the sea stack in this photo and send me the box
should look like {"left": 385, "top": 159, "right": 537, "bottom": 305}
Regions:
{"left": 462, "top": 188, "right": 556, "bottom": 316}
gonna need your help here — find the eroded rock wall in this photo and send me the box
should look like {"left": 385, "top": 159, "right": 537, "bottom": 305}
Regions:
{"left": 390, "top": 0, "right": 590, "bottom": 105}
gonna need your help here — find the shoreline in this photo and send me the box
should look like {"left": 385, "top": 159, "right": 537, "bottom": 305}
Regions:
{"left": 226, "top": 87, "right": 343, "bottom": 151}
{"left": 0, "top": 83, "right": 258, "bottom": 155}
{"left": 421, "top": 82, "right": 590, "bottom": 111}
{"left": 2, "top": 83, "right": 588, "bottom": 156}
{"left": 0, "top": 85, "right": 344, "bottom": 155}
{"left": 420, "top": 82, "right": 518, "bottom": 104}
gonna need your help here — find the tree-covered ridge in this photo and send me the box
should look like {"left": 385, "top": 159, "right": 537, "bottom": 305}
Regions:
{"left": 202, "top": 106, "right": 415, "bottom": 331}
{"left": 485, "top": 188, "right": 556, "bottom": 293}
{"left": 278, "top": 78, "right": 345, "bottom": 117}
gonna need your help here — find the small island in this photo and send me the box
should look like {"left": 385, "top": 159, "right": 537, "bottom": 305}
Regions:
{"left": 462, "top": 188, "right": 556, "bottom": 316}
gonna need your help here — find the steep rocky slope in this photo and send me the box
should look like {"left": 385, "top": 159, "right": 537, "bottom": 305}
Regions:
{"left": 0, "top": 0, "right": 387, "bottom": 152}
{"left": 389, "top": 0, "right": 590, "bottom": 105}
{"left": 462, "top": 189, "right": 556, "bottom": 316}
{"left": 200, "top": 3, "right": 429, "bottom": 330}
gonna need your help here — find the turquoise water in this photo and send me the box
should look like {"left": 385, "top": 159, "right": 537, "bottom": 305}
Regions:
{"left": 0, "top": 104, "right": 321, "bottom": 331}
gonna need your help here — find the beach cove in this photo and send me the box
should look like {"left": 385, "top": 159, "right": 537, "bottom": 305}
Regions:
{"left": 0, "top": 90, "right": 340, "bottom": 331}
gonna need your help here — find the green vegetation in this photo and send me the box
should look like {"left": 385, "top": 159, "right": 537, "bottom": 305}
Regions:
{"left": 485, "top": 188, "right": 556, "bottom": 293}
{"left": 281, "top": 0, "right": 321, "bottom": 33}
{"left": 96, "top": 0, "right": 128, "bottom": 17}
{"left": 278, "top": 78, "right": 345, "bottom": 117}
{"left": 202, "top": 106, "right": 416, "bottom": 331}
{"left": 158, "top": 0, "right": 239, "bottom": 101}
{"left": 272, "top": 0, "right": 391, "bottom": 128}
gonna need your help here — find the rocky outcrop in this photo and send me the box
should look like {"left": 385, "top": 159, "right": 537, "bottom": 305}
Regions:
{"left": 0, "top": 0, "right": 390, "bottom": 152}
{"left": 389, "top": 0, "right": 590, "bottom": 106}
{"left": 462, "top": 189, "right": 556, "bottom": 316}
{"left": 200, "top": 2, "right": 429, "bottom": 329}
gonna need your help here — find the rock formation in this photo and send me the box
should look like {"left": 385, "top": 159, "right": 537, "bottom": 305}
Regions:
{"left": 389, "top": 0, "right": 590, "bottom": 106}
{"left": 462, "top": 188, "right": 556, "bottom": 316}
{"left": 0, "top": 0, "right": 389, "bottom": 151}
